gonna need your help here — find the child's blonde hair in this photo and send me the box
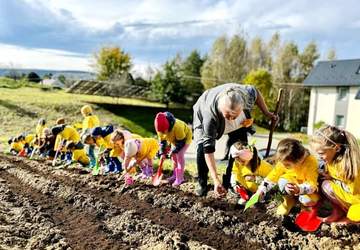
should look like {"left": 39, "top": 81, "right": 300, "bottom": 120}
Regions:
{"left": 275, "top": 138, "right": 308, "bottom": 163}
{"left": 311, "top": 125, "right": 360, "bottom": 181}
{"left": 110, "top": 129, "right": 125, "bottom": 143}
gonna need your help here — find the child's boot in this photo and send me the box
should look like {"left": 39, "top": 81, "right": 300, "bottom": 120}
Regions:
{"left": 139, "top": 166, "right": 147, "bottom": 179}
{"left": 172, "top": 167, "right": 184, "bottom": 187}
{"left": 112, "top": 158, "right": 122, "bottom": 173}
{"left": 167, "top": 170, "right": 176, "bottom": 183}
{"left": 237, "top": 197, "right": 247, "bottom": 205}
{"left": 277, "top": 196, "right": 296, "bottom": 216}
{"left": 145, "top": 165, "right": 153, "bottom": 178}
{"left": 89, "top": 158, "right": 96, "bottom": 168}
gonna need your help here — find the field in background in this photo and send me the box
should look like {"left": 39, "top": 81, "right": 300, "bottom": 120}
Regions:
{"left": 0, "top": 86, "right": 191, "bottom": 145}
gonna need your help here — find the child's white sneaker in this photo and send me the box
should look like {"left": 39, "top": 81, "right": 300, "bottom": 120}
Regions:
{"left": 237, "top": 198, "right": 247, "bottom": 205}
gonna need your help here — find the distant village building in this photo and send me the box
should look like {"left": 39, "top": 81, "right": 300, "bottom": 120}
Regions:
{"left": 40, "top": 78, "right": 65, "bottom": 89}
{"left": 304, "top": 59, "right": 360, "bottom": 138}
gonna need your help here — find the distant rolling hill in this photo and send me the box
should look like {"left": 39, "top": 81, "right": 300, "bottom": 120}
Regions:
{"left": 0, "top": 68, "right": 95, "bottom": 80}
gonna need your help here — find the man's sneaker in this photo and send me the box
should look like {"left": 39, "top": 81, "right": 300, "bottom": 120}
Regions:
{"left": 196, "top": 185, "right": 208, "bottom": 197}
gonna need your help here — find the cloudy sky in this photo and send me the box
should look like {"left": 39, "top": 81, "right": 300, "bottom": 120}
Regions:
{"left": 0, "top": 0, "right": 359, "bottom": 73}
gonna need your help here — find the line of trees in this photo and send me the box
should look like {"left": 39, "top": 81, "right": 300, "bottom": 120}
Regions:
{"left": 93, "top": 32, "right": 337, "bottom": 132}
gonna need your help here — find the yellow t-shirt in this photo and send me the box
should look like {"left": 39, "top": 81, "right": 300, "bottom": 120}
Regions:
{"left": 95, "top": 134, "right": 113, "bottom": 149}
{"left": 327, "top": 163, "right": 360, "bottom": 195}
{"left": 157, "top": 119, "right": 192, "bottom": 145}
{"left": 136, "top": 138, "right": 159, "bottom": 162}
{"left": 82, "top": 115, "right": 100, "bottom": 132}
{"left": 59, "top": 126, "right": 80, "bottom": 143}
{"left": 266, "top": 155, "right": 318, "bottom": 190}
{"left": 36, "top": 124, "right": 46, "bottom": 138}
{"left": 232, "top": 160, "right": 273, "bottom": 179}
{"left": 10, "top": 142, "right": 23, "bottom": 152}
{"left": 72, "top": 149, "right": 90, "bottom": 165}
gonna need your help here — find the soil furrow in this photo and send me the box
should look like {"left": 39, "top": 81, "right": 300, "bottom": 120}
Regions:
{"left": 2, "top": 154, "right": 360, "bottom": 250}
{"left": 0, "top": 167, "right": 129, "bottom": 250}
{"left": 1, "top": 155, "right": 255, "bottom": 249}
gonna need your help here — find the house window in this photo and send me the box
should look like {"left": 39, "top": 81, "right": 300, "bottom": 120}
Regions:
{"left": 337, "top": 87, "right": 349, "bottom": 101}
{"left": 335, "top": 115, "right": 345, "bottom": 127}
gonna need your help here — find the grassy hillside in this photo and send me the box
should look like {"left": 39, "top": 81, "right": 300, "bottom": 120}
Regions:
{"left": 0, "top": 87, "right": 192, "bottom": 147}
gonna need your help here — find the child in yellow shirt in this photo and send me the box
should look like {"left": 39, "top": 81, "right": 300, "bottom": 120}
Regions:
{"left": 230, "top": 141, "right": 272, "bottom": 205}
{"left": 17, "top": 133, "right": 35, "bottom": 156}
{"left": 255, "top": 138, "right": 319, "bottom": 216}
{"left": 123, "top": 138, "right": 159, "bottom": 179}
{"left": 154, "top": 112, "right": 192, "bottom": 186}
{"left": 82, "top": 125, "right": 122, "bottom": 173}
{"left": 64, "top": 141, "right": 90, "bottom": 167}
{"left": 110, "top": 129, "right": 142, "bottom": 159}
{"left": 81, "top": 105, "right": 100, "bottom": 167}
{"left": 8, "top": 137, "right": 22, "bottom": 155}
{"left": 311, "top": 125, "right": 360, "bottom": 223}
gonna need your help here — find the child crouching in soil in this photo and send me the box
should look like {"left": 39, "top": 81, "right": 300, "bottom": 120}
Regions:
{"left": 254, "top": 138, "right": 320, "bottom": 216}
{"left": 110, "top": 129, "right": 142, "bottom": 160}
{"left": 8, "top": 137, "right": 22, "bottom": 155}
{"left": 64, "top": 141, "right": 90, "bottom": 167}
{"left": 230, "top": 141, "right": 272, "bottom": 205}
{"left": 122, "top": 138, "right": 159, "bottom": 183}
{"left": 82, "top": 125, "right": 122, "bottom": 173}
{"left": 311, "top": 125, "right": 360, "bottom": 223}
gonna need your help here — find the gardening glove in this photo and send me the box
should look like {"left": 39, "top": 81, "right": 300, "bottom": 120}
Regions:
{"left": 256, "top": 184, "right": 268, "bottom": 201}
{"left": 171, "top": 139, "right": 186, "bottom": 155}
{"left": 157, "top": 140, "right": 168, "bottom": 158}
{"left": 124, "top": 173, "right": 134, "bottom": 186}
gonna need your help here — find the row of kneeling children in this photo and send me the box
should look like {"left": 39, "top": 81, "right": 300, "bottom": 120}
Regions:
{"left": 229, "top": 125, "right": 360, "bottom": 223}
{"left": 7, "top": 105, "right": 192, "bottom": 187}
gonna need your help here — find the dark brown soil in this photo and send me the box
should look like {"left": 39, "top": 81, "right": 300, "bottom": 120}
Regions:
{"left": 1, "top": 153, "right": 360, "bottom": 250}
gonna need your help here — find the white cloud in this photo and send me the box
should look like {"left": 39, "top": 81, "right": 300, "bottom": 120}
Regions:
{"left": 0, "top": 43, "right": 92, "bottom": 71}
{"left": 1, "top": 0, "right": 360, "bottom": 71}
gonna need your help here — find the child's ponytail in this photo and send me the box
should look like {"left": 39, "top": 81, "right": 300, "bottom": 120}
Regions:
{"left": 250, "top": 147, "right": 260, "bottom": 173}
{"left": 340, "top": 131, "right": 360, "bottom": 181}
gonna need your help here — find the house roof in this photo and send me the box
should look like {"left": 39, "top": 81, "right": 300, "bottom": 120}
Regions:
{"left": 304, "top": 59, "right": 360, "bottom": 86}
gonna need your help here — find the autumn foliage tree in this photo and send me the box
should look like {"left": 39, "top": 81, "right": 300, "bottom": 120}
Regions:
{"left": 94, "top": 46, "right": 132, "bottom": 81}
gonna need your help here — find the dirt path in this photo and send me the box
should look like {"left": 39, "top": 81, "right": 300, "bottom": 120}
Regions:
{"left": 1, "top": 154, "right": 360, "bottom": 250}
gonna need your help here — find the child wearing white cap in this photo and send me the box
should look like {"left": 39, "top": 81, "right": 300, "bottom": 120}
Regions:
{"left": 123, "top": 138, "right": 159, "bottom": 179}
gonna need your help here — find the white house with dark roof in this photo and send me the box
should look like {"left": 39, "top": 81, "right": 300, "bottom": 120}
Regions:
{"left": 304, "top": 59, "right": 360, "bottom": 138}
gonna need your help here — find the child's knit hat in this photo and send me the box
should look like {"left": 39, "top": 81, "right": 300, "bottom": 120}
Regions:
{"left": 154, "top": 112, "right": 169, "bottom": 133}
{"left": 125, "top": 139, "right": 140, "bottom": 158}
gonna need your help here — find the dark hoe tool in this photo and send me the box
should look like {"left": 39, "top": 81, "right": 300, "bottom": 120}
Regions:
{"left": 265, "top": 88, "right": 284, "bottom": 158}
